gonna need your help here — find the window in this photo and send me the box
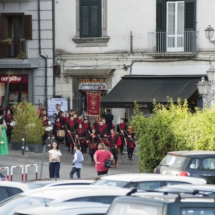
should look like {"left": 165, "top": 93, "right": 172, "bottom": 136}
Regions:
{"left": 156, "top": 0, "right": 196, "bottom": 52}
{"left": 181, "top": 208, "right": 215, "bottom": 215}
{"left": 136, "top": 181, "right": 161, "bottom": 190}
{"left": 202, "top": 158, "right": 215, "bottom": 170}
{"left": 0, "top": 187, "right": 9, "bottom": 202}
{"left": 80, "top": 0, "right": 101, "bottom": 37}
{"left": 0, "top": 13, "right": 32, "bottom": 58}
{"left": 161, "top": 154, "right": 188, "bottom": 168}
{"left": 92, "top": 179, "right": 128, "bottom": 187}
{"left": 107, "top": 203, "right": 162, "bottom": 215}
{"left": 66, "top": 197, "right": 91, "bottom": 202}
{"left": 189, "top": 158, "right": 200, "bottom": 169}
{"left": 92, "top": 196, "right": 117, "bottom": 204}
{"left": 7, "top": 187, "right": 23, "bottom": 196}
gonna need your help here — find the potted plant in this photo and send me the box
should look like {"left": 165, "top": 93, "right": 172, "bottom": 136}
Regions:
{"left": 1, "top": 38, "right": 12, "bottom": 45}
{"left": 17, "top": 52, "right": 27, "bottom": 59}
{"left": 11, "top": 102, "right": 45, "bottom": 153}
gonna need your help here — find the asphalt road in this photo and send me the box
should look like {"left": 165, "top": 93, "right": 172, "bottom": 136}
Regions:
{"left": 0, "top": 144, "right": 139, "bottom": 182}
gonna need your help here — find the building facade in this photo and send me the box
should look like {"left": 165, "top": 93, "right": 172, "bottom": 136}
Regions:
{"left": 0, "top": 0, "right": 54, "bottom": 108}
{"left": 55, "top": 0, "right": 215, "bottom": 122}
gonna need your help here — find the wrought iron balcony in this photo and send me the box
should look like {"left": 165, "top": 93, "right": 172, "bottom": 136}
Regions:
{"left": 0, "top": 39, "right": 27, "bottom": 59}
{"left": 147, "top": 31, "right": 198, "bottom": 57}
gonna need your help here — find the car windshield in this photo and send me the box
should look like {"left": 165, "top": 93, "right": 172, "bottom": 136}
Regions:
{"left": 92, "top": 179, "right": 128, "bottom": 187}
{"left": 107, "top": 202, "right": 162, "bottom": 215}
{"left": 161, "top": 155, "right": 187, "bottom": 168}
{"left": 0, "top": 194, "right": 53, "bottom": 215}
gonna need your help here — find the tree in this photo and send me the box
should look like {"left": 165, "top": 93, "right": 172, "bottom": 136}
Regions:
{"left": 12, "top": 102, "right": 45, "bottom": 144}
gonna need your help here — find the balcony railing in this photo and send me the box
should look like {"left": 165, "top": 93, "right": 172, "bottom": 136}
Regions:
{"left": 148, "top": 31, "right": 198, "bottom": 54}
{"left": 0, "top": 39, "right": 26, "bottom": 58}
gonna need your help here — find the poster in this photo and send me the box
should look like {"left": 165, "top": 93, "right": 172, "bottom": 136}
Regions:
{"left": 87, "top": 93, "right": 101, "bottom": 116}
{"left": 47, "top": 98, "right": 69, "bottom": 117}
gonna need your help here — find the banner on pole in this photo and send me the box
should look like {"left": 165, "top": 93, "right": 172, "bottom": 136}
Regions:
{"left": 87, "top": 93, "right": 101, "bottom": 116}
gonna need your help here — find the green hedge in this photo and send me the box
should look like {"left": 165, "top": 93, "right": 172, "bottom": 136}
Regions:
{"left": 131, "top": 99, "right": 215, "bottom": 173}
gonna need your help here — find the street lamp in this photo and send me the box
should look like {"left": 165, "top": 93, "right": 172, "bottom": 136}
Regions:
{"left": 205, "top": 25, "right": 215, "bottom": 45}
{"left": 197, "top": 65, "right": 215, "bottom": 103}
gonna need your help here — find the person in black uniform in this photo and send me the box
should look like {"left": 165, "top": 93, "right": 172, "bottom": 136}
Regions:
{"left": 102, "top": 109, "right": 114, "bottom": 132}
{"left": 108, "top": 128, "right": 121, "bottom": 168}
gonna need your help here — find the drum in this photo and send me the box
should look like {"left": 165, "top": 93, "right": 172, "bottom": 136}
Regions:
{"left": 45, "top": 126, "right": 53, "bottom": 132}
{"left": 57, "top": 130, "right": 65, "bottom": 137}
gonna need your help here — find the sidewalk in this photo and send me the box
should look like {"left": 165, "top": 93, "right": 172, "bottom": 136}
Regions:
{"left": 0, "top": 144, "right": 139, "bottom": 181}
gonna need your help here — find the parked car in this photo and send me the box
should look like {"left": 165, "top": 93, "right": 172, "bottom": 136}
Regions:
{"left": 0, "top": 173, "right": 7, "bottom": 181}
{"left": 24, "top": 180, "right": 54, "bottom": 190}
{"left": 13, "top": 202, "right": 109, "bottom": 215}
{"left": 154, "top": 151, "right": 215, "bottom": 184}
{"left": 44, "top": 179, "right": 94, "bottom": 188}
{"left": 0, "top": 181, "right": 29, "bottom": 202}
{"left": 156, "top": 184, "right": 215, "bottom": 197}
{"left": 0, "top": 185, "right": 122, "bottom": 215}
{"left": 106, "top": 192, "right": 215, "bottom": 215}
{"left": 50, "top": 187, "right": 130, "bottom": 205}
{"left": 92, "top": 173, "right": 206, "bottom": 190}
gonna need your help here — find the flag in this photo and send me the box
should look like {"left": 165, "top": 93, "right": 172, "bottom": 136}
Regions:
{"left": 2, "top": 77, "right": 10, "bottom": 109}
{"left": 87, "top": 92, "right": 101, "bottom": 116}
{"left": 17, "top": 77, "right": 23, "bottom": 102}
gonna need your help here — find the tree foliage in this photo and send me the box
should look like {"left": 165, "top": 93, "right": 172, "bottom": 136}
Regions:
{"left": 131, "top": 99, "right": 215, "bottom": 173}
{"left": 12, "top": 102, "right": 45, "bottom": 144}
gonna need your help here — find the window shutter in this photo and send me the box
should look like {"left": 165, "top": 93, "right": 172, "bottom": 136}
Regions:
{"left": 156, "top": 0, "right": 166, "bottom": 52}
{"left": 23, "top": 15, "right": 32, "bottom": 40}
{"left": 80, "top": 0, "right": 101, "bottom": 37}
{"left": 156, "top": 0, "right": 165, "bottom": 32}
{"left": 90, "top": 0, "right": 101, "bottom": 37}
{"left": 185, "top": 0, "right": 196, "bottom": 52}
{"left": 80, "top": 0, "right": 90, "bottom": 37}
{"left": 185, "top": 0, "right": 196, "bottom": 31}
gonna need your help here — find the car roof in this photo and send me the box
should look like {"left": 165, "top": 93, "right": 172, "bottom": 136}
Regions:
{"left": 0, "top": 181, "right": 29, "bottom": 191}
{"left": 14, "top": 202, "right": 109, "bottom": 215}
{"left": 21, "top": 185, "right": 124, "bottom": 199}
{"left": 168, "top": 151, "right": 215, "bottom": 157}
{"left": 51, "top": 188, "right": 130, "bottom": 203}
{"left": 158, "top": 184, "right": 215, "bottom": 192}
{"left": 113, "top": 195, "right": 215, "bottom": 205}
{"left": 44, "top": 180, "right": 94, "bottom": 187}
{"left": 98, "top": 173, "right": 206, "bottom": 184}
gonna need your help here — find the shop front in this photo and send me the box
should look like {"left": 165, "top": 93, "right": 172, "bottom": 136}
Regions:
{"left": 78, "top": 78, "right": 107, "bottom": 114}
{"left": 62, "top": 68, "right": 114, "bottom": 113}
{"left": 101, "top": 75, "right": 204, "bottom": 121}
{"left": 0, "top": 69, "right": 34, "bottom": 106}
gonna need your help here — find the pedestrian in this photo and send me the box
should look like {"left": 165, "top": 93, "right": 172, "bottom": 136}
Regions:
{"left": 94, "top": 143, "right": 114, "bottom": 176}
{"left": 48, "top": 141, "right": 62, "bottom": 179}
{"left": 108, "top": 128, "right": 121, "bottom": 168}
{"left": 102, "top": 109, "right": 114, "bottom": 132}
{"left": 0, "top": 118, "right": 9, "bottom": 155}
{"left": 70, "top": 143, "right": 84, "bottom": 179}
{"left": 125, "top": 126, "right": 136, "bottom": 160}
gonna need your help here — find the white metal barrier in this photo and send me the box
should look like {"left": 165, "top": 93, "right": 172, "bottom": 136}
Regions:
{"left": 25, "top": 164, "right": 38, "bottom": 181}
{"left": 10, "top": 165, "right": 24, "bottom": 181}
{"left": 0, "top": 167, "right": 9, "bottom": 180}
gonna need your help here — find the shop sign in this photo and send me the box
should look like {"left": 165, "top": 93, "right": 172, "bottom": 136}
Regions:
{"left": 79, "top": 79, "right": 107, "bottom": 90}
{"left": 0, "top": 75, "right": 28, "bottom": 83}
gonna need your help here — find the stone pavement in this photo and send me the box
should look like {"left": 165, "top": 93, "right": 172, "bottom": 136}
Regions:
{"left": 0, "top": 144, "right": 139, "bottom": 182}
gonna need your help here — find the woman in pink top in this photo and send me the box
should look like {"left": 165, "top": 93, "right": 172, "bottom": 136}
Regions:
{"left": 94, "top": 143, "right": 114, "bottom": 175}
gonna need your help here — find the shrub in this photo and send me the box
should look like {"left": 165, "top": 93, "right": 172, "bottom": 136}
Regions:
{"left": 131, "top": 100, "right": 215, "bottom": 173}
{"left": 12, "top": 102, "right": 45, "bottom": 144}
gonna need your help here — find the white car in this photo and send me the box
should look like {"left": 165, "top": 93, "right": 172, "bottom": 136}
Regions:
{"left": 0, "top": 185, "right": 125, "bottom": 215}
{"left": 14, "top": 202, "right": 109, "bottom": 215}
{"left": 44, "top": 179, "right": 94, "bottom": 188}
{"left": 92, "top": 173, "right": 206, "bottom": 190}
{"left": 0, "top": 181, "right": 29, "bottom": 202}
{"left": 50, "top": 187, "right": 131, "bottom": 204}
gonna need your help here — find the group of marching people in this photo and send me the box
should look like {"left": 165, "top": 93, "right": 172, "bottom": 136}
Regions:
{"left": 39, "top": 104, "right": 136, "bottom": 168}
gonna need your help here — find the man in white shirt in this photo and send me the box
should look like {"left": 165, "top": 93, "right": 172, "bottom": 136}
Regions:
{"left": 70, "top": 143, "right": 84, "bottom": 179}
